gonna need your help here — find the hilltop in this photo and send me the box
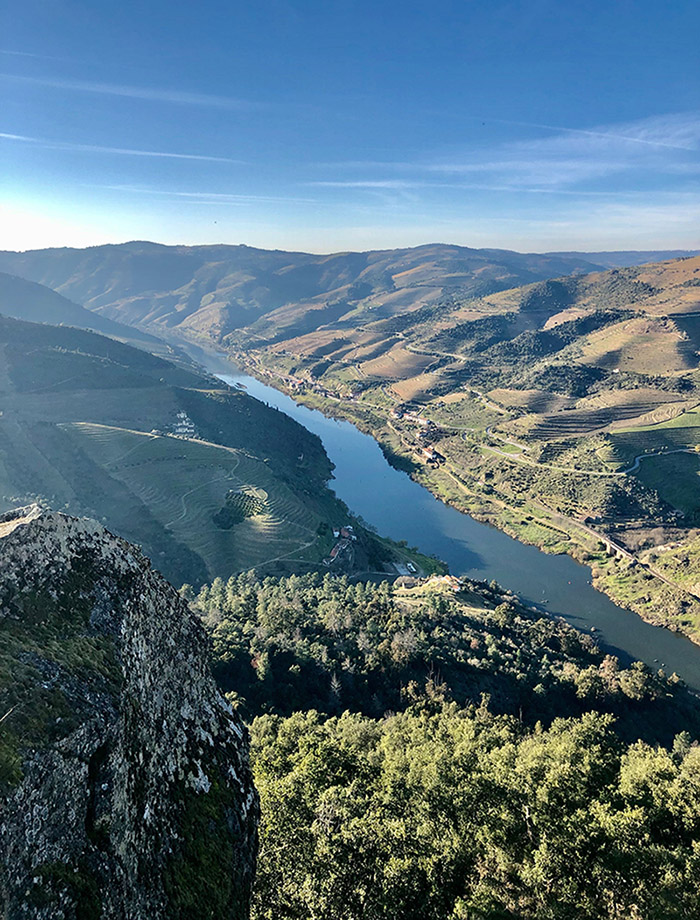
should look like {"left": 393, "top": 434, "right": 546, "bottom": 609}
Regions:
{"left": 198, "top": 569, "right": 700, "bottom": 744}
{"left": 195, "top": 569, "right": 700, "bottom": 920}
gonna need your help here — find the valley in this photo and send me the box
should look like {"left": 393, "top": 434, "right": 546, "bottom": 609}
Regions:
{"left": 197, "top": 254, "right": 700, "bottom": 643}
{"left": 4, "top": 245, "right": 700, "bottom": 918}
{"left": 6, "top": 4, "right": 700, "bottom": 917}
{"left": 2, "top": 241, "right": 700, "bottom": 651}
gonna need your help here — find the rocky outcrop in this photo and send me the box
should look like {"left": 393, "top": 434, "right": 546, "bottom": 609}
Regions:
{"left": 0, "top": 506, "right": 258, "bottom": 919}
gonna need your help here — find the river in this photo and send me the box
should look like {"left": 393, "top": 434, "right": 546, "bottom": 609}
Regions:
{"left": 183, "top": 342, "right": 700, "bottom": 689}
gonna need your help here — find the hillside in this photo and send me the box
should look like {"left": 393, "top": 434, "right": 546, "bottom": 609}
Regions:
{"left": 209, "top": 254, "right": 700, "bottom": 641}
{"left": 199, "top": 570, "right": 700, "bottom": 744}
{"left": 0, "top": 506, "right": 257, "bottom": 919}
{"left": 545, "top": 249, "right": 699, "bottom": 268}
{"left": 0, "top": 271, "right": 161, "bottom": 348}
{"left": 0, "top": 243, "right": 694, "bottom": 349}
{"left": 0, "top": 241, "right": 613, "bottom": 337}
{"left": 0, "top": 313, "right": 420, "bottom": 586}
{"left": 4, "top": 243, "right": 700, "bottom": 635}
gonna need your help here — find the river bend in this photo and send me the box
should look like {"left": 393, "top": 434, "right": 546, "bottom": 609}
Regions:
{"left": 184, "top": 343, "right": 700, "bottom": 690}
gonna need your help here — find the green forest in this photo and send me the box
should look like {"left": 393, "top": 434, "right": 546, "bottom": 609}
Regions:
{"left": 192, "top": 572, "right": 700, "bottom": 919}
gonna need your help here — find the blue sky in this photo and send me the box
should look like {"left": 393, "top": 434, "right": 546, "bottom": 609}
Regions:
{"left": 1, "top": 0, "right": 699, "bottom": 252}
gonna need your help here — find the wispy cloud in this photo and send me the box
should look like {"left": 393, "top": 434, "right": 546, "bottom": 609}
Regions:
{"left": 309, "top": 179, "right": 429, "bottom": 189}
{"left": 0, "top": 131, "right": 241, "bottom": 163}
{"left": 306, "top": 178, "right": 667, "bottom": 198}
{"left": 1, "top": 73, "right": 257, "bottom": 109}
{"left": 103, "top": 185, "right": 317, "bottom": 205}
{"left": 319, "top": 111, "right": 700, "bottom": 192}
{"left": 456, "top": 112, "right": 700, "bottom": 188}
{"left": 485, "top": 115, "right": 700, "bottom": 152}
{"left": 0, "top": 49, "right": 55, "bottom": 59}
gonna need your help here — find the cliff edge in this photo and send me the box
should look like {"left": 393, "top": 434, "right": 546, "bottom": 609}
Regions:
{"left": 0, "top": 506, "right": 258, "bottom": 919}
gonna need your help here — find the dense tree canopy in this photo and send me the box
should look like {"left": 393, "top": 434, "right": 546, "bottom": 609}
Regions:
{"left": 251, "top": 706, "right": 700, "bottom": 920}
{"left": 195, "top": 572, "right": 699, "bottom": 743}
{"left": 191, "top": 572, "right": 700, "bottom": 919}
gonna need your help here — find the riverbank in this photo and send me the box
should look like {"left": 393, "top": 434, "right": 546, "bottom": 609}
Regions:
{"left": 217, "top": 344, "right": 700, "bottom": 648}
{"left": 167, "top": 335, "right": 700, "bottom": 688}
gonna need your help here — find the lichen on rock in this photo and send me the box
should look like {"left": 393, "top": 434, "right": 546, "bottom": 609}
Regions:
{"left": 0, "top": 505, "right": 258, "bottom": 919}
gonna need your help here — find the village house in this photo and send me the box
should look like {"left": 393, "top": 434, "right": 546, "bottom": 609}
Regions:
{"left": 172, "top": 411, "right": 197, "bottom": 437}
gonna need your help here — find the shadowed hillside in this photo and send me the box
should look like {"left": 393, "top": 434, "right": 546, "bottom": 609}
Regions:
{"left": 0, "top": 271, "right": 160, "bottom": 347}
{"left": 0, "top": 313, "right": 370, "bottom": 586}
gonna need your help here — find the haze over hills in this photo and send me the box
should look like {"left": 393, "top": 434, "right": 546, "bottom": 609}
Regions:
{"left": 546, "top": 250, "right": 700, "bottom": 269}
{"left": 1, "top": 242, "right": 695, "bottom": 346}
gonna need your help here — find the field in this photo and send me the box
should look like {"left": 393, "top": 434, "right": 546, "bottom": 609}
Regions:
{"left": 607, "top": 410, "right": 700, "bottom": 466}
{"left": 359, "top": 346, "right": 436, "bottom": 380}
{"left": 577, "top": 317, "right": 693, "bottom": 373}
{"left": 62, "top": 423, "right": 325, "bottom": 579}
{"left": 487, "top": 388, "right": 572, "bottom": 413}
{"left": 633, "top": 452, "right": 700, "bottom": 516}
{"left": 391, "top": 373, "right": 442, "bottom": 401}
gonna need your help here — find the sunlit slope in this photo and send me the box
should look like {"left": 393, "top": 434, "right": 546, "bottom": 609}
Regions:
{"left": 210, "top": 253, "right": 700, "bottom": 637}
{"left": 268, "top": 255, "right": 700, "bottom": 431}
{"left": 0, "top": 241, "right": 612, "bottom": 335}
{"left": 0, "top": 314, "right": 338, "bottom": 585}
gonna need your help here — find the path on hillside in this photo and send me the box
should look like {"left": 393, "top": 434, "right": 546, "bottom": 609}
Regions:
{"left": 164, "top": 469, "right": 240, "bottom": 528}
{"left": 477, "top": 436, "right": 624, "bottom": 477}
{"left": 622, "top": 447, "right": 698, "bottom": 474}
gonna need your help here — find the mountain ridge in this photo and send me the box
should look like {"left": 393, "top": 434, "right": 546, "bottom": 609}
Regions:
{"left": 0, "top": 271, "right": 160, "bottom": 347}
{"left": 0, "top": 241, "right": 694, "bottom": 354}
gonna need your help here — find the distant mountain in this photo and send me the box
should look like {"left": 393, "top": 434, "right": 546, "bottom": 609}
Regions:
{"left": 2, "top": 241, "right": 694, "bottom": 352}
{"left": 0, "top": 241, "right": 609, "bottom": 340}
{"left": 226, "top": 252, "right": 700, "bottom": 398}
{"left": 546, "top": 250, "right": 700, "bottom": 269}
{"left": 0, "top": 271, "right": 160, "bottom": 346}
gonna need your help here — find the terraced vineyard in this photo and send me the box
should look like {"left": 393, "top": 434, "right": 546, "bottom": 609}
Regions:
{"left": 607, "top": 411, "right": 700, "bottom": 465}
{"left": 528, "top": 397, "right": 687, "bottom": 440}
{"left": 633, "top": 453, "right": 700, "bottom": 517}
{"left": 213, "top": 488, "right": 268, "bottom": 528}
{"left": 62, "top": 423, "right": 324, "bottom": 577}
